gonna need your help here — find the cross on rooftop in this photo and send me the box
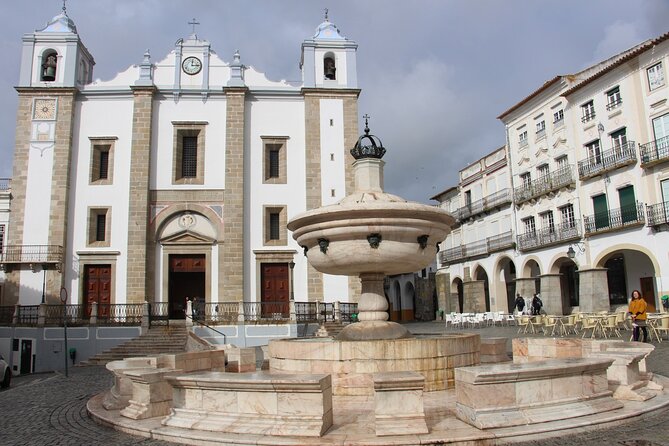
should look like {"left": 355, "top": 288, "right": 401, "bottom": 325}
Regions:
{"left": 363, "top": 114, "right": 371, "bottom": 133}
{"left": 188, "top": 18, "right": 200, "bottom": 34}
{"left": 324, "top": 8, "right": 329, "bottom": 21}
{"left": 62, "top": 0, "right": 67, "bottom": 14}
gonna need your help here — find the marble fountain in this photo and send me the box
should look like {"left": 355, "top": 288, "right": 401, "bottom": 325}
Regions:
{"left": 88, "top": 121, "right": 669, "bottom": 445}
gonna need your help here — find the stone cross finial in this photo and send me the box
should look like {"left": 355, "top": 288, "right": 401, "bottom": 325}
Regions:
{"left": 324, "top": 8, "right": 329, "bottom": 21}
{"left": 363, "top": 114, "right": 371, "bottom": 134}
{"left": 62, "top": 0, "right": 67, "bottom": 14}
{"left": 188, "top": 18, "right": 200, "bottom": 34}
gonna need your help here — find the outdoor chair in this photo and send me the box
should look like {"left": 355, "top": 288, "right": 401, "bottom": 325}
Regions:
{"left": 503, "top": 312, "right": 516, "bottom": 326}
{"left": 542, "top": 315, "right": 559, "bottom": 337}
{"left": 601, "top": 314, "right": 621, "bottom": 338}
{"left": 516, "top": 315, "right": 530, "bottom": 334}
{"left": 581, "top": 316, "right": 600, "bottom": 338}
{"left": 561, "top": 314, "right": 578, "bottom": 335}
{"left": 654, "top": 316, "right": 669, "bottom": 341}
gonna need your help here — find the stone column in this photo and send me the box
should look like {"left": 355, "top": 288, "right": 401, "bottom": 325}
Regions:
{"left": 462, "top": 280, "right": 485, "bottom": 313}
{"left": 578, "top": 268, "right": 610, "bottom": 312}
{"left": 539, "top": 274, "right": 563, "bottom": 315}
{"left": 514, "top": 278, "right": 536, "bottom": 299}
{"left": 435, "top": 272, "right": 449, "bottom": 314}
{"left": 222, "top": 87, "right": 248, "bottom": 302}
{"left": 126, "top": 86, "right": 156, "bottom": 303}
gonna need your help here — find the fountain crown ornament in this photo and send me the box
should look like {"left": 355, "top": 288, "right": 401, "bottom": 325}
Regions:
{"left": 350, "top": 114, "right": 386, "bottom": 160}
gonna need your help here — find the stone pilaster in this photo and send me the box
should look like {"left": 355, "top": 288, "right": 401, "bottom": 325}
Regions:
{"left": 222, "top": 87, "right": 247, "bottom": 302}
{"left": 302, "top": 88, "right": 360, "bottom": 302}
{"left": 539, "top": 274, "right": 563, "bottom": 315}
{"left": 462, "top": 280, "right": 485, "bottom": 313}
{"left": 577, "top": 268, "right": 610, "bottom": 312}
{"left": 126, "top": 86, "right": 156, "bottom": 303}
{"left": 514, "top": 278, "right": 536, "bottom": 299}
{"left": 435, "top": 272, "right": 450, "bottom": 313}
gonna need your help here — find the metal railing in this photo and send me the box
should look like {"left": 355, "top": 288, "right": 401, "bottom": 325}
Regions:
{"left": 517, "top": 220, "right": 581, "bottom": 252}
{"left": 44, "top": 304, "right": 86, "bottom": 326}
{"left": 340, "top": 303, "right": 358, "bottom": 323}
{"left": 486, "top": 231, "right": 515, "bottom": 253}
{"left": 149, "top": 302, "right": 170, "bottom": 327}
{"left": 577, "top": 141, "right": 636, "bottom": 179}
{"left": 0, "top": 178, "right": 10, "bottom": 191}
{"left": 243, "top": 301, "right": 290, "bottom": 322}
{"left": 606, "top": 98, "right": 622, "bottom": 111}
{"left": 16, "top": 305, "right": 39, "bottom": 325}
{"left": 0, "top": 245, "right": 63, "bottom": 264}
{"left": 646, "top": 202, "right": 669, "bottom": 227}
{"left": 639, "top": 136, "right": 669, "bottom": 167}
{"left": 295, "top": 302, "right": 318, "bottom": 322}
{"left": 514, "top": 166, "right": 575, "bottom": 204}
{"left": 458, "top": 189, "right": 512, "bottom": 221}
{"left": 201, "top": 302, "right": 239, "bottom": 324}
{"left": 584, "top": 202, "right": 645, "bottom": 235}
{"left": 0, "top": 306, "right": 14, "bottom": 325}
{"left": 96, "top": 303, "right": 143, "bottom": 326}
{"left": 581, "top": 111, "right": 596, "bottom": 123}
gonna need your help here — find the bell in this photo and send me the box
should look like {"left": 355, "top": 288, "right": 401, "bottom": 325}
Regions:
{"left": 324, "top": 58, "right": 336, "bottom": 80}
{"left": 43, "top": 66, "right": 56, "bottom": 81}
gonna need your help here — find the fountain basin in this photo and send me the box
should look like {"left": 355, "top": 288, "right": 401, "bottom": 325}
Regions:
{"left": 268, "top": 333, "right": 480, "bottom": 396}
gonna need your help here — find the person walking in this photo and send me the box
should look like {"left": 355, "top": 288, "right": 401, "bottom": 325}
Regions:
{"left": 514, "top": 293, "right": 525, "bottom": 315}
{"left": 629, "top": 289, "right": 648, "bottom": 342}
{"left": 532, "top": 293, "right": 543, "bottom": 315}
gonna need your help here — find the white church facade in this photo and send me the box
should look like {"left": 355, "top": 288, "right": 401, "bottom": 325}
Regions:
{"left": 1, "top": 8, "right": 361, "bottom": 317}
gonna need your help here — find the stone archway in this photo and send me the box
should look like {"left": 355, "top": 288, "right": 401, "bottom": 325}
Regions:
{"left": 494, "top": 256, "right": 516, "bottom": 312}
{"left": 451, "top": 277, "right": 464, "bottom": 313}
{"left": 597, "top": 248, "right": 659, "bottom": 312}
{"left": 473, "top": 266, "right": 490, "bottom": 312}
{"left": 403, "top": 281, "right": 416, "bottom": 321}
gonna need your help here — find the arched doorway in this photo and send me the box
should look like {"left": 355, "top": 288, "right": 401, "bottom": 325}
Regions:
{"left": 495, "top": 257, "right": 516, "bottom": 312}
{"left": 403, "top": 282, "right": 416, "bottom": 320}
{"left": 451, "top": 278, "right": 464, "bottom": 313}
{"left": 474, "top": 266, "right": 491, "bottom": 312}
{"left": 390, "top": 280, "right": 401, "bottom": 321}
{"left": 523, "top": 259, "right": 541, "bottom": 294}
{"left": 553, "top": 257, "right": 579, "bottom": 313}
{"left": 598, "top": 249, "right": 658, "bottom": 311}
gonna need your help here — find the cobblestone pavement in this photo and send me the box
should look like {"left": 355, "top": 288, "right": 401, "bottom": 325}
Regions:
{"left": 0, "top": 322, "right": 666, "bottom": 445}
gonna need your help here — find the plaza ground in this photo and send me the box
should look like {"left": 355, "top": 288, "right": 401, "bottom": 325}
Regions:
{"left": 0, "top": 321, "right": 668, "bottom": 446}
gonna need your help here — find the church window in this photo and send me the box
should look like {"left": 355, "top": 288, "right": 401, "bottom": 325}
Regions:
{"left": 41, "top": 50, "right": 58, "bottom": 82}
{"left": 88, "top": 208, "right": 111, "bottom": 247}
{"left": 172, "top": 122, "right": 207, "bottom": 184}
{"left": 264, "top": 205, "right": 287, "bottom": 246}
{"left": 324, "top": 53, "right": 336, "bottom": 80}
{"left": 89, "top": 137, "right": 116, "bottom": 185}
{"left": 262, "top": 136, "right": 288, "bottom": 184}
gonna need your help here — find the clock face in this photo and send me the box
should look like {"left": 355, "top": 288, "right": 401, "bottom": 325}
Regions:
{"left": 182, "top": 56, "right": 202, "bottom": 75}
{"left": 34, "top": 99, "right": 56, "bottom": 120}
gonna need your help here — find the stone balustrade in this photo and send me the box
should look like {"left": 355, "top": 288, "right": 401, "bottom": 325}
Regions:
{"left": 163, "top": 372, "right": 333, "bottom": 437}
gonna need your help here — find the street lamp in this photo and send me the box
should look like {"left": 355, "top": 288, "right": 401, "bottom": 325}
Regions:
{"left": 567, "top": 243, "right": 585, "bottom": 259}
{"left": 41, "top": 264, "right": 48, "bottom": 304}
{"left": 289, "top": 261, "right": 295, "bottom": 301}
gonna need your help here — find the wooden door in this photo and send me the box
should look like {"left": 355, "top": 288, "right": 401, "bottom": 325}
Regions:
{"left": 593, "top": 194, "right": 609, "bottom": 230}
{"left": 640, "top": 277, "right": 657, "bottom": 313}
{"left": 260, "top": 263, "right": 289, "bottom": 317}
{"left": 168, "top": 254, "right": 206, "bottom": 319}
{"left": 84, "top": 265, "right": 111, "bottom": 317}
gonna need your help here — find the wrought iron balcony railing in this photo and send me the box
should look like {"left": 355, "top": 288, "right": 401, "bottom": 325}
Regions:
{"left": 0, "top": 245, "right": 63, "bottom": 268}
{"left": 584, "top": 202, "right": 645, "bottom": 235}
{"left": 646, "top": 202, "right": 669, "bottom": 227}
{"left": 581, "top": 111, "right": 596, "bottom": 123}
{"left": 514, "top": 165, "right": 575, "bottom": 205}
{"left": 439, "top": 231, "right": 515, "bottom": 265}
{"left": 0, "top": 178, "right": 10, "bottom": 191}
{"left": 458, "top": 188, "right": 512, "bottom": 221}
{"left": 606, "top": 98, "right": 622, "bottom": 111}
{"left": 639, "top": 136, "right": 669, "bottom": 168}
{"left": 517, "top": 220, "right": 581, "bottom": 252}
{"left": 577, "top": 141, "right": 636, "bottom": 180}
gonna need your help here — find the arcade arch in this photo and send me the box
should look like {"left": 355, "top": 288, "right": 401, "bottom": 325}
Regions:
{"left": 451, "top": 277, "right": 464, "bottom": 313}
{"left": 473, "top": 265, "right": 491, "bottom": 312}
{"left": 596, "top": 247, "right": 659, "bottom": 312}
{"left": 494, "top": 256, "right": 517, "bottom": 312}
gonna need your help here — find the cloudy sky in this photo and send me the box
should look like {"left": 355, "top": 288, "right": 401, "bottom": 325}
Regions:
{"left": 0, "top": 0, "right": 667, "bottom": 202}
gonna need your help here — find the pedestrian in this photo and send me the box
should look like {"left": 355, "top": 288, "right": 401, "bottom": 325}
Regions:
{"left": 532, "top": 293, "right": 543, "bottom": 315}
{"left": 628, "top": 289, "right": 648, "bottom": 342}
{"left": 514, "top": 293, "right": 525, "bottom": 315}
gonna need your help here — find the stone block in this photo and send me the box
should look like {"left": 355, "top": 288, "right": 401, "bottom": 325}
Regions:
{"left": 372, "top": 371, "right": 428, "bottom": 436}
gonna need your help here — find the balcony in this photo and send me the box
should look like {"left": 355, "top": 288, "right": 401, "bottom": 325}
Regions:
{"left": 514, "top": 165, "right": 575, "bottom": 205}
{"left": 0, "top": 178, "right": 10, "bottom": 191}
{"left": 581, "top": 111, "right": 596, "bottom": 123}
{"left": 577, "top": 141, "right": 637, "bottom": 180}
{"left": 646, "top": 202, "right": 669, "bottom": 227}
{"left": 639, "top": 136, "right": 669, "bottom": 168}
{"left": 0, "top": 245, "right": 64, "bottom": 271}
{"left": 517, "top": 220, "right": 582, "bottom": 252}
{"left": 458, "top": 188, "right": 512, "bottom": 221}
{"left": 584, "top": 202, "right": 645, "bottom": 236}
{"left": 439, "top": 231, "right": 515, "bottom": 265}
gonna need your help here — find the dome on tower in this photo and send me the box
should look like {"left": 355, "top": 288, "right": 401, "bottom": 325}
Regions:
{"left": 313, "top": 15, "right": 346, "bottom": 40}
{"left": 37, "top": 9, "right": 77, "bottom": 33}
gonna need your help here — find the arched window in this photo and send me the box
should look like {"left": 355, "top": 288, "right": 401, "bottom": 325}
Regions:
{"left": 41, "top": 50, "right": 58, "bottom": 82}
{"left": 323, "top": 53, "right": 336, "bottom": 80}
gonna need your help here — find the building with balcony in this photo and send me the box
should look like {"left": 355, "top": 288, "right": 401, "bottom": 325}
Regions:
{"left": 435, "top": 31, "right": 669, "bottom": 317}
{"left": 433, "top": 146, "right": 516, "bottom": 314}
{"left": 3, "top": 8, "right": 362, "bottom": 317}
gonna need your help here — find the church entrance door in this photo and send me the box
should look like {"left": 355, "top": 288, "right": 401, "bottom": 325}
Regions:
{"left": 260, "top": 263, "right": 289, "bottom": 318}
{"left": 169, "top": 254, "right": 206, "bottom": 319}
{"left": 83, "top": 264, "right": 111, "bottom": 317}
